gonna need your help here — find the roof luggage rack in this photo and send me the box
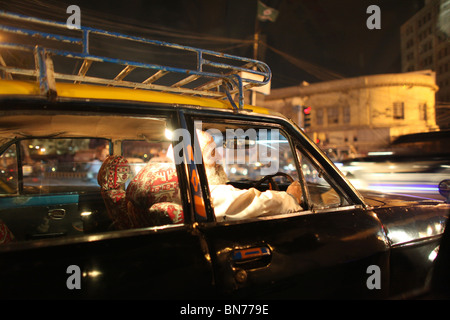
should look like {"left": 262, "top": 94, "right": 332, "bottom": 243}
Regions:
{"left": 0, "top": 11, "right": 271, "bottom": 110}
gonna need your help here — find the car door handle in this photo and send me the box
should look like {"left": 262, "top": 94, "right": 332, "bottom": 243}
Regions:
{"left": 232, "top": 246, "right": 271, "bottom": 269}
{"left": 48, "top": 208, "right": 66, "bottom": 220}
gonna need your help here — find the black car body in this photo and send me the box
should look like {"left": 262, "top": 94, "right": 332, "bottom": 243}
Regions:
{"left": 0, "top": 12, "right": 449, "bottom": 300}
{"left": 0, "top": 97, "right": 448, "bottom": 300}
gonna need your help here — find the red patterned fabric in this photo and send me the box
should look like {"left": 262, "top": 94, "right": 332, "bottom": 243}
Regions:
{"left": 97, "top": 155, "right": 131, "bottom": 191}
{"left": 126, "top": 162, "right": 184, "bottom": 226}
{"left": 97, "top": 155, "right": 133, "bottom": 230}
{"left": 0, "top": 220, "right": 14, "bottom": 245}
{"left": 150, "top": 202, "right": 184, "bottom": 224}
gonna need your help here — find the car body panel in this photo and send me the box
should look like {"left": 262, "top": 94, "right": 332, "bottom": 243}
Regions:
{"left": 361, "top": 190, "right": 448, "bottom": 246}
{"left": 200, "top": 206, "right": 390, "bottom": 299}
{"left": 0, "top": 224, "right": 214, "bottom": 299}
{"left": 360, "top": 190, "right": 448, "bottom": 297}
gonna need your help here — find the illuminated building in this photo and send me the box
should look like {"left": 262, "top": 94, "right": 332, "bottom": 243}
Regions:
{"left": 264, "top": 71, "right": 439, "bottom": 155}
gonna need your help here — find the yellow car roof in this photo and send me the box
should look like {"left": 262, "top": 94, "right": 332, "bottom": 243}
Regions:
{"left": 0, "top": 79, "right": 271, "bottom": 115}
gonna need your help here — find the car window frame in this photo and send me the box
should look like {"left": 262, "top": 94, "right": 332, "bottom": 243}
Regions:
{"left": 0, "top": 103, "right": 201, "bottom": 250}
{"left": 0, "top": 103, "right": 181, "bottom": 193}
{"left": 0, "top": 139, "right": 22, "bottom": 196}
{"left": 283, "top": 117, "right": 367, "bottom": 208}
{"left": 187, "top": 116, "right": 312, "bottom": 222}
{"left": 187, "top": 111, "right": 365, "bottom": 224}
{"left": 292, "top": 142, "right": 354, "bottom": 211}
{"left": 19, "top": 136, "right": 112, "bottom": 196}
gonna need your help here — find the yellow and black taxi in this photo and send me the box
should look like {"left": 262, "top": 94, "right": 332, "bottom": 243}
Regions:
{"left": 0, "top": 11, "right": 449, "bottom": 300}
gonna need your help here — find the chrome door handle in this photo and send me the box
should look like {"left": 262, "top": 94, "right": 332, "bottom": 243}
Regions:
{"left": 48, "top": 208, "right": 66, "bottom": 220}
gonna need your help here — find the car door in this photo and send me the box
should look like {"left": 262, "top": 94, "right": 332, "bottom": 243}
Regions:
{"left": 0, "top": 140, "right": 82, "bottom": 241}
{"left": 0, "top": 223, "right": 214, "bottom": 299}
{"left": 192, "top": 116, "right": 391, "bottom": 299}
{"left": 0, "top": 109, "right": 215, "bottom": 299}
{"left": 201, "top": 207, "right": 389, "bottom": 299}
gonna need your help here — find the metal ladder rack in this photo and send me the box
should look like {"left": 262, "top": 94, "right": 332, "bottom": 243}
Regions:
{"left": 0, "top": 11, "right": 271, "bottom": 110}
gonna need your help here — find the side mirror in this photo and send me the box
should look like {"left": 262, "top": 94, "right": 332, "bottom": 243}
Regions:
{"left": 438, "top": 179, "right": 450, "bottom": 203}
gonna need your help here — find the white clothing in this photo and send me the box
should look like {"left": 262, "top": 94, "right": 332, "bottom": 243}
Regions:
{"left": 210, "top": 184, "right": 302, "bottom": 221}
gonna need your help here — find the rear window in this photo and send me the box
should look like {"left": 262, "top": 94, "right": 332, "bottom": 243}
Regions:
{"left": 0, "top": 113, "right": 184, "bottom": 246}
{"left": 21, "top": 138, "right": 110, "bottom": 194}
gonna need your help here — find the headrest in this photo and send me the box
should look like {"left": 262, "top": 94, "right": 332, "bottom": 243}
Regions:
{"left": 126, "top": 162, "right": 180, "bottom": 211}
{"left": 97, "top": 155, "right": 131, "bottom": 190}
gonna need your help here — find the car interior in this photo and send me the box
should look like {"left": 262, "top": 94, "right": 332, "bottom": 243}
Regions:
{"left": 0, "top": 112, "right": 347, "bottom": 245}
{"left": 0, "top": 112, "right": 182, "bottom": 244}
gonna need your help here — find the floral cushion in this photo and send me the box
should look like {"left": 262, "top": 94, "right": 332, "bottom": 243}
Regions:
{"left": 98, "top": 155, "right": 131, "bottom": 191}
{"left": 97, "top": 155, "right": 133, "bottom": 229}
{"left": 126, "top": 162, "right": 183, "bottom": 225}
{"left": 150, "top": 202, "right": 184, "bottom": 224}
{"left": 127, "top": 202, "right": 183, "bottom": 227}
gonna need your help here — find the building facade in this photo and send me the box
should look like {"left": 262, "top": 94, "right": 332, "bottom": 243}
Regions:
{"left": 400, "top": 0, "right": 450, "bottom": 104}
{"left": 264, "top": 71, "right": 439, "bottom": 156}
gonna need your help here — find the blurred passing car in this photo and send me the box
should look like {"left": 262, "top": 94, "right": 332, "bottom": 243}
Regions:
{"left": 339, "top": 130, "right": 450, "bottom": 200}
{"left": 0, "top": 12, "right": 449, "bottom": 300}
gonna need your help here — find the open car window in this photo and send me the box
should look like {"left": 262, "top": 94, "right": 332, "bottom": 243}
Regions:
{"left": 197, "top": 120, "right": 350, "bottom": 221}
{"left": 197, "top": 122, "right": 298, "bottom": 184}
{"left": 0, "top": 113, "right": 183, "bottom": 246}
{"left": 19, "top": 138, "right": 110, "bottom": 195}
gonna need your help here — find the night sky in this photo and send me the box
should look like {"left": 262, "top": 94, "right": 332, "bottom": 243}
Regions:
{"left": 1, "top": 0, "right": 425, "bottom": 88}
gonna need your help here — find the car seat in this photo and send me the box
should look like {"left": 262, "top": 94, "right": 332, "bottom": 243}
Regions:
{"left": 126, "top": 162, "right": 184, "bottom": 227}
{"left": 97, "top": 155, "right": 134, "bottom": 230}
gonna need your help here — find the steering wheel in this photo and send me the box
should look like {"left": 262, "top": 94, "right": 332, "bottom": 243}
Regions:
{"left": 253, "top": 172, "right": 295, "bottom": 191}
